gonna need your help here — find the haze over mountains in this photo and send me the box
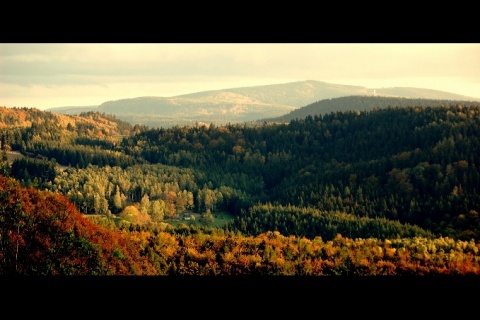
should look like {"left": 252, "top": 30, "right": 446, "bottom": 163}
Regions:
{"left": 46, "top": 80, "right": 480, "bottom": 128}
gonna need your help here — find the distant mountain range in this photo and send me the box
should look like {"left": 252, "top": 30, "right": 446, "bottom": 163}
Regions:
{"left": 46, "top": 80, "right": 480, "bottom": 128}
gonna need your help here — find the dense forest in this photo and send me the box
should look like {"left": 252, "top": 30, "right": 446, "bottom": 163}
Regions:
{"left": 1, "top": 175, "right": 479, "bottom": 275}
{"left": 1, "top": 98, "right": 480, "bottom": 275}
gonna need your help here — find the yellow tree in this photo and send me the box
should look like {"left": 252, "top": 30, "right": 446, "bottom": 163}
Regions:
{"left": 120, "top": 205, "right": 151, "bottom": 225}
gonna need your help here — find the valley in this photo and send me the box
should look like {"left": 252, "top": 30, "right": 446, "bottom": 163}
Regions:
{"left": 2, "top": 90, "right": 480, "bottom": 276}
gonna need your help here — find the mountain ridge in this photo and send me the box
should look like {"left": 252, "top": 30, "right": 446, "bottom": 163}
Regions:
{"left": 46, "top": 80, "right": 480, "bottom": 128}
{"left": 257, "top": 95, "right": 480, "bottom": 124}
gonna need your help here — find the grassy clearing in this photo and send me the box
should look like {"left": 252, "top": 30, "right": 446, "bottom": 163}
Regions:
{"left": 6, "top": 151, "right": 24, "bottom": 165}
{"left": 112, "top": 135, "right": 127, "bottom": 142}
{"left": 85, "top": 211, "right": 237, "bottom": 231}
{"left": 167, "top": 211, "right": 236, "bottom": 228}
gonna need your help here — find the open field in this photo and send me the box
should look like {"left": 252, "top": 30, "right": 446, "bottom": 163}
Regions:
{"left": 167, "top": 211, "right": 236, "bottom": 228}
{"left": 6, "top": 151, "right": 24, "bottom": 164}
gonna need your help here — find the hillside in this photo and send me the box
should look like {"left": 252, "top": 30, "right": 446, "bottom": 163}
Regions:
{"left": 0, "top": 107, "right": 138, "bottom": 173}
{"left": 3, "top": 103, "right": 480, "bottom": 276}
{"left": 8, "top": 103, "right": 478, "bottom": 240}
{"left": 0, "top": 174, "right": 158, "bottom": 275}
{"left": 258, "top": 95, "right": 480, "bottom": 123}
{"left": 2, "top": 174, "right": 480, "bottom": 276}
{"left": 46, "top": 80, "right": 480, "bottom": 128}
{"left": 0, "top": 107, "right": 132, "bottom": 136}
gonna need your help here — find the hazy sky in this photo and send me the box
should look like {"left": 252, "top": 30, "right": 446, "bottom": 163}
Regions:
{"left": 1, "top": 43, "right": 479, "bottom": 110}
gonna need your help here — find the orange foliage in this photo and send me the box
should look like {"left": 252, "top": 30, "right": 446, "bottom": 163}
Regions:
{"left": 3, "top": 172, "right": 480, "bottom": 276}
{"left": 0, "top": 175, "right": 158, "bottom": 275}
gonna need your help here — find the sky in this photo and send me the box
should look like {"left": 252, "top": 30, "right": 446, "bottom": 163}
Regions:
{"left": 1, "top": 43, "right": 479, "bottom": 110}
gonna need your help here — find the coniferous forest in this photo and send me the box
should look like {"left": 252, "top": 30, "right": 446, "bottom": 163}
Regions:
{"left": 2, "top": 97, "right": 480, "bottom": 276}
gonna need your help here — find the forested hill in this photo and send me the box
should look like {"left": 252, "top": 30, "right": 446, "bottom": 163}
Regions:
{"left": 2, "top": 174, "right": 480, "bottom": 276}
{"left": 258, "top": 96, "right": 480, "bottom": 124}
{"left": 0, "top": 107, "right": 138, "bottom": 170}
{"left": 3, "top": 103, "right": 480, "bottom": 242}
{"left": 0, "top": 107, "right": 133, "bottom": 136}
{"left": 119, "top": 104, "right": 480, "bottom": 241}
{"left": 0, "top": 104, "right": 480, "bottom": 275}
{"left": 3, "top": 103, "right": 480, "bottom": 275}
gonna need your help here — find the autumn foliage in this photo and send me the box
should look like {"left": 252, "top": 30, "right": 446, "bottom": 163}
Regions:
{"left": 2, "top": 173, "right": 480, "bottom": 275}
{"left": 142, "top": 230, "right": 480, "bottom": 275}
{"left": 0, "top": 174, "right": 158, "bottom": 275}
